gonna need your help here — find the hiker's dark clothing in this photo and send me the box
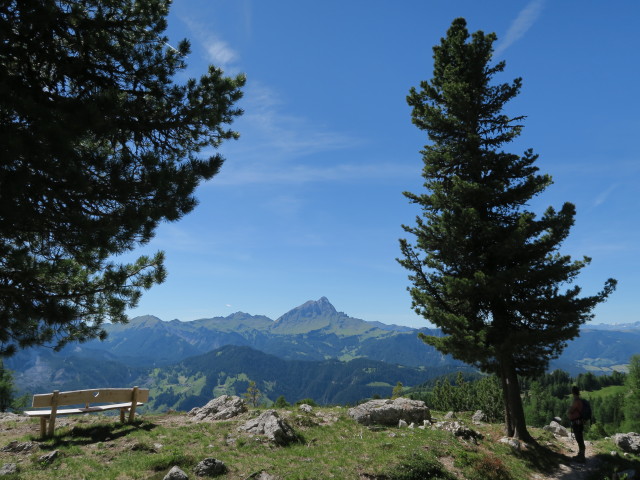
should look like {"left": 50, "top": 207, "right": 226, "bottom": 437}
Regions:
{"left": 568, "top": 395, "right": 586, "bottom": 461}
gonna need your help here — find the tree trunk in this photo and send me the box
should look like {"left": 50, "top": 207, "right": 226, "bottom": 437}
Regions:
{"left": 500, "top": 358, "right": 534, "bottom": 443}
{"left": 499, "top": 372, "right": 514, "bottom": 436}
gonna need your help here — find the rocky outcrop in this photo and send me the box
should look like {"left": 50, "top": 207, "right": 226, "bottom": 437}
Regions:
{"left": 193, "top": 458, "right": 226, "bottom": 477}
{"left": 543, "top": 420, "right": 569, "bottom": 437}
{"left": 347, "top": 398, "right": 431, "bottom": 426}
{"left": 38, "top": 450, "right": 60, "bottom": 465}
{"left": 188, "top": 395, "right": 247, "bottom": 421}
{"left": 472, "top": 410, "right": 487, "bottom": 424}
{"left": 1, "top": 441, "right": 37, "bottom": 453}
{"left": 0, "top": 463, "right": 18, "bottom": 476}
{"left": 239, "top": 410, "right": 299, "bottom": 446}
{"left": 431, "top": 421, "right": 483, "bottom": 444}
{"left": 613, "top": 432, "right": 640, "bottom": 454}
{"left": 163, "top": 466, "right": 188, "bottom": 480}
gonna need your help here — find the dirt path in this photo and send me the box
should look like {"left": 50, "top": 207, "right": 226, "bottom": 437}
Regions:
{"left": 531, "top": 436, "right": 601, "bottom": 480}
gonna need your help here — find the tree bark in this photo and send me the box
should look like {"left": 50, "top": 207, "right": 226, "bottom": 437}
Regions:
{"left": 501, "top": 358, "right": 534, "bottom": 443}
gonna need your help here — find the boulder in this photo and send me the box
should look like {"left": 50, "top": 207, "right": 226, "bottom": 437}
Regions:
{"left": 543, "top": 421, "right": 569, "bottom": 437}
{"left": 239, "top": 410, "right": 298, "bottom": 446}
{"left": 188, "top": 395, "right": 247, "bottom": 421}
{"left": 298, "top": 404, "right": 313, "bottom": 413}
{"left": 0, "top": 464, "right": 18, "bottom": 476}
{"left": 164, "top": 466, "right": 189, "bottom": 480}
{"left": 1, "top": 441, "right": 37, "bottom": 453}
{"left": 245, "top": 472, "right": 280, "bottom": 480}
{"left": 38, "top": 450, "right": 60, "bottom": 465}
{"left": 193, "top": 458, "right": 226, "bottom": 477}
{"left": 398, "top": 419, "right": 408, "bottom": 428}
{"left": 432, "top": 421, "right": 483, "bottom": 443}
{"left": 444, "top": 411, "right": 456, "bottom": 420}
{"left": 348, "top": 398, "right": 431, "bottom": 427}
{"left": 499, "top": 437, "right": 522, "bottom": 450}
{"left": 472, "top": 410, "right": 487, "bottom": 424}
{"left": 613, "top": 432, "right": 640, "bottom": 454}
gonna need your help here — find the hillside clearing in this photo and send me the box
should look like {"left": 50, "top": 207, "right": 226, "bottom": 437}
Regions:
{"left": 2, "top": 408, "right": 639, "bottom": 479}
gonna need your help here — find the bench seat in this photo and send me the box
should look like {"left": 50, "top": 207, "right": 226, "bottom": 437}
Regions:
{"left": 24, "top": 387, "right": 148, "bottom": 437}
{"left": 24, "top": 402, "right": 145, "bottom": 417}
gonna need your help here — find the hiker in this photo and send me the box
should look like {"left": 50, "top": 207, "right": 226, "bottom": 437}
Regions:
{"left": 567, "top": 385, "right": 586, "bottom": 463}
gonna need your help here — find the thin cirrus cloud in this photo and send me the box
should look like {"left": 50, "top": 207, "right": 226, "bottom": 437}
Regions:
{"left": 593, "top": 184, "right": 619, "bottom": 207}
{"left": 206, "top": 81, "right": 396, "bottom": 186}
{"left": 180, "top": 16, "right": 239, "bottom": 70}
{"left": 493, "top": 0, "right": 545, "bottom": 58}
{"left": 205, "top": 40, "right": 238, "bottom": 66}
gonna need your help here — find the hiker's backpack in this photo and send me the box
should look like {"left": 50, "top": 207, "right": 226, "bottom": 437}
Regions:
{"left": 580, "top": 398, "right": 593, "bottom": 422}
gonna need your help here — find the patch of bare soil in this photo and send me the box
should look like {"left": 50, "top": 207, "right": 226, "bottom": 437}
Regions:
{"left": 531, "top": 436, "right": 600, "bottom": 480}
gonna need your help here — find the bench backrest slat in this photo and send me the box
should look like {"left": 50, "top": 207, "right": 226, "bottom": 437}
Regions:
{"left": 32, "top": 388, "right": 149, "bottom": 408}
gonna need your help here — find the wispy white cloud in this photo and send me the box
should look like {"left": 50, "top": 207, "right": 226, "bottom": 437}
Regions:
{"left": 202, "top": 81, "right": 388, "bottom": 186}
{"left": 215, "top": 160, "right": 415, "bottom": 186}
{"left": 593, "top": 183, "right": 619, "bottom": 207}
{"left": 494, "top": 0, "right": 545, "bottom": 58}
{"left": 242, "top": 82, "right": 358, "bottom": 155}
{"left": 180, "top": 16, "right": 239, "bottom": 71}
{"left": 205, "top": 40, "right": 238, "bottom": 66}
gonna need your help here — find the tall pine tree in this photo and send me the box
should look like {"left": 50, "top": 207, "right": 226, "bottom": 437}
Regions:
{"left": 398, "top": 18, "right": 615, "bottom": 441}
{"left": 0, "top": 0, "right": 244, "bottom": 355}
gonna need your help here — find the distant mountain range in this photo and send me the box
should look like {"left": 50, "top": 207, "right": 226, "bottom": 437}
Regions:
{"left": 6, "top": 297, "right": 639, "bottom": 409}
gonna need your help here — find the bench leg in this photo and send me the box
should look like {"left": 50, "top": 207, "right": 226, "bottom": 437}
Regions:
{"left": 120, "top": 408, "right": 126, "bottom": 423}
{"left": 40, "top": 418, "right": 47, "bottom": 438}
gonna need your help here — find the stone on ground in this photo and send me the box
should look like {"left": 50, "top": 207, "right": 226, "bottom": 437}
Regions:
{"left": 347, "top": 398, "right": 431, "bottom": 426}
{"left": 188, "top": 395, "right": 247, "bottom": 421}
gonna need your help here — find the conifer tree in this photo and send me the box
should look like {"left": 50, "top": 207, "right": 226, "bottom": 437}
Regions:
{"left": 623, "top": 355, "right": 640, "bottom": 432}
{"left": 0, "top": 360, "right": 16, "bottom": 412}
{"left": 398, "top": 18, "right": 615, "bottom": 441}
{"left": 0, "top": 0, "right": 244, "bottom": 355}
{"left": 243, "top": 380, "right": 262, "bottom": 407}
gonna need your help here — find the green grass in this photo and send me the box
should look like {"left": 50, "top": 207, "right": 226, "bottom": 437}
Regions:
{"left": 583, "top": 385, "right": 627, "bottom": 398}
{"left": 1, "top": 408, "right": 639, "bottom": 479}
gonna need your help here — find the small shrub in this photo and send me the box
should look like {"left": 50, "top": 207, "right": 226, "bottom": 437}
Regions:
{"left": 274, "top": 395, "right": 290, "bottom": 408}
{"left": 468, "top": 454, "right": 512, "bottom": 480}
{"left": 295, "top": 398, "right": 318, "bottom": 407}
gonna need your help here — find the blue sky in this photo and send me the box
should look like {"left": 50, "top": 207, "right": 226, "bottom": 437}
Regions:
{"left": 126, "top": 0, "right": 639, "bottom": 328}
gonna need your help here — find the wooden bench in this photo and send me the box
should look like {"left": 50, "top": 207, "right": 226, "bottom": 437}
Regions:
{"left": 24, "top": 386, "right": 149, "bottom": 437}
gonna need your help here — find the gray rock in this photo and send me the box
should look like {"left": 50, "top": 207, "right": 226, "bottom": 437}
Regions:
{"left": 348, "top": 398, "right": 431, "bottom": 427}
{"left": 188, "top": 395, "right": 247, "bottom": 421}
{"left": 398, "top": 419, "right": 408, "bottom": 428}
{"left": 0, "top": 412, "right": 27, "bottom": 422}
{"left": 298, "top": 404, "right": 313, "bottom": 413}
{"left": 444, "top": 411, "right": 456, "bottom": 419}
{"left": 164, "top": 465, "right": 189, "bottom": 480}
{"left": 193, "top": 458, "right": 226, "bottom": 477}
{"left": 433, "top": 421, "right": 483, "bottom": 444}
{"left": 472, "top": 410, "right": 487, "bottom": 424}
{"left": 38, "top": 450, "right": 60, "bottom": 464}
{"left": 499, "top": 436, "right": 522, "bottom": 450}
{"left": 1, "top": 441, "right": 37, "bottom": 453}
{"left": 239, "top": 410, "right": 298, "bottom": 446}
{"left": 613, "top": 432, "right": 640, "bottom": 454}
{"left": 543, "top": 421, "right": 569, "bottom": 437}
{"left": 0, "top": 463, "right": 18, "bottom": 476}
{"left": 245, "top": 471, "right": 280, "bottom": 480}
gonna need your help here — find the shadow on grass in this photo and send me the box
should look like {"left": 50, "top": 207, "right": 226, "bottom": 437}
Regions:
{"left": 35, "top": 420, "right": 157, "bottom": 449}
{"left": 514, "top": 441, "right": 570, "bottom": 476}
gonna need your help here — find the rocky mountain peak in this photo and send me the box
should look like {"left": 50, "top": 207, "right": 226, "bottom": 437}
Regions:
{"left": 277, "top": 297, "right": 338, "bottom": 322}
